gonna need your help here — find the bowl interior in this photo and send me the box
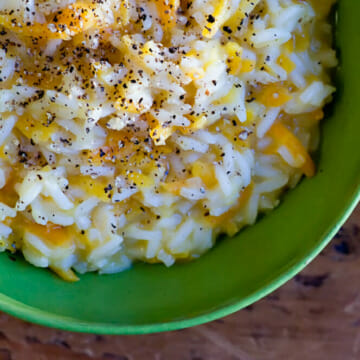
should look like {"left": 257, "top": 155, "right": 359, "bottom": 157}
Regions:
{"left": 0, "top": 1, "right": 359, "bottom": 334}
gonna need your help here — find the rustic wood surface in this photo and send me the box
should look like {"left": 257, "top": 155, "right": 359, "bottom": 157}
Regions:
{"left": 0, "top": 206, "right": 359, "bottom": 360}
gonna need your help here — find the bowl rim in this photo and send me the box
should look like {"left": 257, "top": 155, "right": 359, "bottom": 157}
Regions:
{"left": 0, "top": 184, "right": 358, "bottom": 334}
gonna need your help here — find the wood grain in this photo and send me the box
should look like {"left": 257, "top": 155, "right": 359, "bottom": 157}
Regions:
{"left": 0, "top": 206, "right": 359, "bottom": 360}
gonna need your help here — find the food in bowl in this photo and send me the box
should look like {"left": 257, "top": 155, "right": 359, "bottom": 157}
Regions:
{"left": 0, "top": 0, "right": 337, "bottom": 280}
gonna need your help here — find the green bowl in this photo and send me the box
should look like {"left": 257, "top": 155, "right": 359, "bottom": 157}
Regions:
{"left": 0, "top": 1, "right": 359, "bottom": 334}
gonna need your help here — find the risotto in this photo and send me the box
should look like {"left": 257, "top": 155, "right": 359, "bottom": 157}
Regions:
{"left": 0, "top": 0, "right": 337, "bottom": 280}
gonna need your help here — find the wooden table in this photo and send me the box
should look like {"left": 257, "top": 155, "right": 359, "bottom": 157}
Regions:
{"left": 0, "top": 206, "right": 359, "bottom": 360}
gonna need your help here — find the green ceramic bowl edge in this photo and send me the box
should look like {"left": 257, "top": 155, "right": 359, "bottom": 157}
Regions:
{"left": 0, "top": 185, "right": 358, "bottom": 335}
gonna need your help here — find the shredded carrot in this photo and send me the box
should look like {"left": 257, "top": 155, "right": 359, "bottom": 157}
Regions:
{"left": 0, "top": 15, "right": 70, "bottom": 40}
{"left": 155, "top": 0, "right": 179, "bottom": 31}
{"left": 277, "top": 54, "right": 296, "bottom": 73}
{"left": 128, "top": 172, "right": 154, "bottom": 188}
{"left": 26, "top": 222, "right": 70, "bottom": 246}
{"left": 223, "top": 0, "right": 260, "bottom": 35}
{"left": 224, "top": 42, "right": 243, "bottom": 75}
{"left": 202, "top": 0, "right": 231, "bottom": 38}
{"left": 267, "top": 122, "right": 315, "bottom": 177}
{"left": 259, "top": 84, "right": 292, "bottom": 107}
{"left": 51, "top": 267, "right": 79, "bottom": 282}
{"left": 241, "top": 59, "right": 256, "bottom": 73}
{"left": 206, "top": 182, "right": 253, "bottom": 228}
{"left": 191, "top": 161, "right": 217, "bottom": 188}
{"left": 0, "top": 3, "right": 97, "bottom": 40}
{"left": 49, "top": 2, "right": 97, "bottom": 35}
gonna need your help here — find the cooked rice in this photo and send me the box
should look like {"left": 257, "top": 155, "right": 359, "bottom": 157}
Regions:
{"left": 0, "top": 0, "right": 336, "bottom": 280}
